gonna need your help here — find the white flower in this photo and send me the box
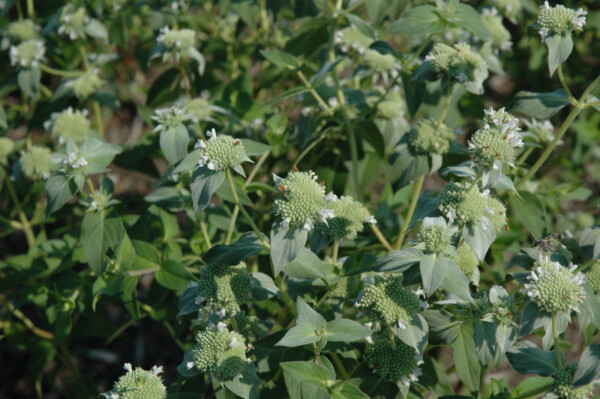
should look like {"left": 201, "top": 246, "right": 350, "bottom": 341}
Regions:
{"left": 124, "top": 363, "right": 133, "bottom": 372}
{"left": 364, "top": 322, "right": 373, "bottom": 329}
{"left": 186, "top": 361, "right": 195, "bottom": 369}
{"left": 365, "top": 215, "right": 377, "bottom": 224}
{"left": 486, "top": 206, "right": 495, "bottom": 215}
{"left": 318, "top": 209, "right": 336, "bottom": 221}
{"left": 187, "top": 281, "right": 198, "bottom": 288}
{"left": 397, "top": 319, "right": 408, "bottom": 329}
{"left": 506, "top": 131, "right": 524, "bottom": 148}
{"left": 207, "top": 128, "right": 217, "bottom": 139}
{"left": 493, "top": 159, "right": 502, "bottom": 171}
{"left": 445, "top": 207, "right": 457, "bottom": 225}
{"left": 420, "top": 301, "right": 429, "bottom": 310}
{"left": 572, "top": 8, "right": 587, "bottom": 30}
{"left": 365, "top": 334, "right": 373, "bottom": 344}
{"left": 217, "top": 308, "right": 227, "bottom": 318}
{"left": 328, "top": 97, "right": 339, "bottom": 108}
{"left": 281, "top": 218, "right": 291, "bottom": 229}
{"left": 540, "top": 1, "right": 550, "bottom": 11}
{"left": 303, "top": 218, "right": 314, "bottom": 231}
{"left": 424, "top": 53, "right": 435, "bottom": 62}
{"left": 539, "top": 27, "right": 549, "bottom": 41}
{"left": 194, "top": 296, "right": 205, "bottom": 305}
{"left": 207, "top": 159, "right": 218, "bottom": 170}
{"left": 197, "top": 156, "right": 208, "bottom": 167}
{"left": 456, "top": 72, "right": 469, "bottom": 82}
{"left": 217, "top": 321, "right": 227, "bottom": 331}
{"left": 151, "top": 365, "right": 163, "bottom": 376}
{"left": 194, "top": 139, "right": 206, "bottom": 149}
{"left": 415, "top": 287, "right": 426, "bottom": 298}
{"left": 109, "top": 393, "right": 120, "bottom": 399}
{"left": 401, "top": 376, "right": 411, "bottom": 386}
{"left": 229, "top": 337, "right": 240, "bottom": 348}
{"left": 326, "top": 192, "right": 339, "bottom": 202}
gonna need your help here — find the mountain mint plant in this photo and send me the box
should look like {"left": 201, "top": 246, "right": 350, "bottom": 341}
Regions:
{"left": 2, "top": 1, "right": 600, "bottom": 398}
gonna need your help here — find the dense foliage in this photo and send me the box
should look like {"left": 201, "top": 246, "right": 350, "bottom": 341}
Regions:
{"left": 1, "top": 0, "right": 600, "bottom": 398}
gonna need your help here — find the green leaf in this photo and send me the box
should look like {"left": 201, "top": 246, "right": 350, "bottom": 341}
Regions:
{"left": 203, "top": 232, "right": 267, "bottom": 265}
{"left": 0, "top": 104, "right": 7, "bottom": 129}
{"left": 84, "top": 19, "right": 109, "bottom": 41}
{"left": 451, "top": 324, "right": 481, "bottom": 392}
{"left": 509, "top": 192, "right": 546, "bottom": 240}
{"left": 440, "top": 259, "right": 473, "bottom": 303}
{"left": 401, "top": 71, "right": 426, "bottom": 118}
{"left": 160, "top": 124, "right": 189, "bottom": 165}
{"left": 18, "top": 67, "right": 40, "bottom": 98}
{"left": 394, "top": 313, "right": 429, "bottom": 353}
{"left": 178, "top": 286, "right": 200, "bottom": 318}
{"left": 325, "top": 319, "right": 370, "bottom": 342}
{"left": 280, "top": 361, "right": 330, "bottom": 388}
{"left": 296, "top": 297, "right": 326, "bottom": 330}
{"left": 474, "top": 320, "right": 496, "bottom": 366}
{"left": 240, "top": 139, "right": 271, "bottom": 156}
{"left": 276, "top": 324, "right": 321, "bottom": 347}
{"left": 250, "top": 272, "right": 279, "bottom": 300}
{"left": 450, "top": 4, "right": 490, "bottom": 39}
{"left": 186, "top": 47, "right": 206, "bottom": 76}
{"left": 420, "top": 253, "right": 447, "bottom": 296}
{"left": 330, "top": 382, "right": 369, "bottom": 399}
{"left": 177, "top": 350, "right": 200, "bottom": 377}
{"left": 283, "top": 247, "right": 327, "bottom": 280}
{"left": 376, "top": 248, "right": 423, "bottom": 272}
{"left": 260, "top": 50, "right": 300, "bottom": 69}
{"left": 80, "top": 211, "right": 124, "bottom": 274}
{"left": 270, "top": 223, "right": 308, "bottom": 275}
{"left": 353, "top": 120, "right": 385, "bottom": 157}
{"left": 573, "top": 344, "right": 600, "bottom": 387}
{"left": 284, "top": 15, "right": 330, "bottom": 57}
{"left": 173, "top": 149, "right": 203, "bottom": 174}
{"left": 79, "top": 139, "right": 123, "bottom": 174}
{"left": 519, "top": 301, "right": 551, "bottom": 337}
{"left": 223, "top": 364, "right": 260, "bottom": 399}
{"left": 510, "top": 377, "right": 554, "bottom": 399}
{"left": 45, "top": 172, "right": 83, "bottom": 215}
{"left": 385, "top": 5, "right": 446, "bottom": 35}
{"left": 510, "top": 89, "right": 571, "bottom": 119}
{"left": 190, "top": 167, "right": 225, "bottom": 214}
{"left": 462, "top": 217, "right": 496, "bottom": 261}
{"left": 506, "top": 341, "right": 561, "bottom": 376}
{"left": 545, "top": 34, "right": 573, "bottom": 76}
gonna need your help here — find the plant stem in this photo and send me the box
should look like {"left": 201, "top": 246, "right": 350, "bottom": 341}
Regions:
{"left": 6, "top": 301, "right": 54, "bottom": 340}
{"left": 552, "top": 312, "right": 563, "bottom": 368}
{"left": 39, "top": 64, "right": 84, "bottom": 78}
{"left": 467, "top": 169, "right": 484, "bottom": 194}
{"left": 225, "top": 168, "right": 270, "bottom": 249}
{"left": 557, "top": 65, "right": 576, "bottom": 105}
{"left": 3, "top": 174, "right": 35, "bottom": 246}
{"left": 225, "top": 151, "right": 270, "bottom": 244}
{"left": 93, "top": 101, "right": 104, "bottom": 136}
{"left": 330, "top": 352, "right": 350, "bottom": 380}
{"left": 436, "top": 86, "right": 454, "bottom": 129}
{"left": 26, "top": 0, "right": 34, "bottom": 18}
{"left": 386, "top": 325, "right": 396, "bottom": 349}
{"left": 316, "top": 291, "right": 330, "bottom": 306}
{"left": 295, "top": 135, "right": 325, "bottom": 166}
{"left": 332, "top": 238, "right": 340, "bottom": 263}
{"left": 516, "top": 74, "right": 600, "bottom": 190}
{"left": 297, "top": 70, "right": 334, "bottom": 116}
{"left": 275, "top": 275, "right": 297, "bottom": 317}
{"left": 86, "top": 177, "right": 97, "bottom": 198}
{"left": 15, "top": 0, "right": 23, "bottom": 20}
{"left": 516, "top": 146, "right": 535, "bottom": 168}
{"left": 200, "top": 220, "right": 212, "bottom": 249}
{"left": 395, "top": 175, "right": 425, "bottom": 249}
{"left": 370, "top": 223, "right": 394, "bottom": 250}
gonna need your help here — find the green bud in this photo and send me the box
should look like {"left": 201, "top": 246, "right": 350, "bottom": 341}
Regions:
{"left": 105, "top": 364, "right": 166, "bottom": 399}
{"left": 408, "top": 118, "right": 454, "bottom": 155}
{"left": 157, "top": 26, "right": 196, "bottom": 51}
{"left": 524, "top": 119, "right": 555, "bottom": 143}
{"left": 481, "top": 8, "right": 512, "bottom": 51}
{"left": 69, "top": 70, "right": 103, "bottom": 99}
{"left": 534, "top": 2, "right": 587, "bottom": 42}
{"left": 316, "top": 194, "right": 370, "bottom": 240}
{"left": 417, "top": 217, "right": 458, "bottom": 255}
{"left": 58, "top": 5, "right": 89, "bottom": 40}
{"left": 195, "top": 264, "right": 252, "bottom": 316}
{"left": 585, "top": 260, "right": 600, "bottom": 294}
{"left": 439, "top": 182, "right": 487, "bottom": 227}
{"left": 330, "top": 276, "right": 360, "bottom": 300}
{"left": 191, "top": 326, "right": 249, "bottom": 381}
{"left": 365, "top": 333, "right": 423, "bottom": 386}
{"left": 9, "top": 39, "right": 45, "bottom": 68}
{"left": 186, "top": 98, "right": 212, "bottom": 123}
{"left": 453, "top": 243, "right": 479, "bottom": 281}
{"left": 485, "top": 196, "right": 507, "bottom": 231}
{"left": 194, "top": 129, "right": 248, "bottom": 172}
{"left": 45, "top": 107, "right": 91, "bottom": 144}
{"left": 523, "top": 260, "right": 585, "bottom": 313}
{"left": 553, "top": 362, "right": 594, "bottom": 399}
{"left": 426, "top": 43, "right": 488, "bottom": 93}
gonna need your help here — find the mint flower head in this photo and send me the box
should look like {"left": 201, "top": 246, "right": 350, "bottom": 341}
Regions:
{"left": 356, "top": 275, "right": 425, "bottom": 329}
{"left": 58, "top": 5, "right": 89, "bottom": 40}
{"left": 365, "top": 333, "right": 424, "bottom": 386}
{"left": 453, "top": 243, "right": 479, "bottom": 282}
{"left": 481, "top": 8, "right": 513, "bottom": 51}
{"left": 9, "top": 39, "right": 45, "bottom": 68}
{"left": 44, "top": 107, "right": 91, "bottom": 144}
{"left": 20, "top": 146, "right": 52, "bottom": 180}
{"left": 416, "top": 217, "right": 458, "bottom": 255}
{"left": 439, "top": 182, "right": 486, "bottom": 226}
{"left": 408, "top": 118, "right": 454, "bottom": 155}
{"left": 190, "top": 325, "right": 250, "bottom": 381}
{"left": 273, "top": 170, "right": 334, "bottom": 231}
{"left": 524, "top": 118, "right": 555, "bottom": 143}
{"left": 152, "top": 106, "right": 191, "bottom": 132}
{"left": 156, "top": 26, "right": 196, "bottom": 62}
{"left": 522, "top": 260, "right": 585, "bottom": 313}
{"left": 316, "top": 193, "right": 373, "bottom": 240}
{"left": 67, "top": 69, "right": 103, "bottom": 99}
{"left": 194, "top": 129, "right": 249, "bottom": 172}
{"left": 425, "top": 43, "right": 488, "bottom": 94}
{"left": 363, "top": 49, "right": 400, "bottom": 73}
{"left": 553, "top": 362, "right": 595, "bottom": 399}
{"left": 4, "top": 19, "right": 38, "bottom": 43}
{"left": 534, "top": 2, "right": 587, "bottom": 42}
{"left": 469, "top": 107, "right": 523, "bottom": 171}
{"left": 103, "top": 363, "right": 166, "bottom": 399}
{"left": 584, "top": 260, "right": 600, "bottom": 293}
{"left": 193, "top": 264, "right": 251, "bottom": 316}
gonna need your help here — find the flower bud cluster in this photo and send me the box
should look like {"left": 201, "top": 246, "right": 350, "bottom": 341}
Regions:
{"left": 194, "top": 264, "right": 251, "bottom": 316}
{"left": 9, "top": 39, "right": 45, "bottom": 68}
{"left": 333, "top": 27, "right": 370, "bottom": 54}
{"left": 194, "top": 129, "right": 248, "bottom": 172}
{"left": 58, "top": 5, "right": 89, "bottom": 40}
{"left": 408, "top": 118, "right": 454, "bottom": 155}
{"left": 106, "top": 363, "right": 166, "bottom": 399}
{"left": 20, "top": 146, "right": 52, "bottom": 179}
{"left": 553, "top": 362, "right": 594, "bottom": 399}
{"left": 363, "top": 49, "right": 399, "bottom": 73}
{"left": 481, "top": 8, "right": 512, "bottom": 51}
{"left": 330, "top": 276, "right": 359, "bottom": 300}
{"left": 191, "top": 326, "right": 249, "bottom": 381}
{"left": 522, "top": 260, "right": 585, "bottom": 313}
{"left": 316, "top": 193, "right": 373, "bottom": 240}
{"left": 365, "top": 333, "right": 423, "bottom": 386}
{"left": 469, "top": 107, "right": 523, "bottom": 171}
{"left": 525, "top": 119, "right": 555, "bottom": 143}
{"left": 156, "top": 26, "right": 197, "bottom": 62}
{"left": 151, "top": 106, "right": 191, "bottom": 133}
{"left": 356, "top": 275, "right": 424, "bottom": 329}
{"left": 5, "top": 19, "right": 38, "bottom": 43}
{"left": 453, "top": 243, "right": 479, "bottom": 281}
{"left": 439, "top": 182, "right": 505, "bottom": 229}
{"left": 425, "top": 43, "right": 486, "bottom": 85}
{"left": 45, "top": 107, "right": 91, "bottom": 143}
{"left": 585, "top": 260, "right": 600, "bottom": 294}
{"left": 417, "top": 217, "right": 458, "bottom": 255}
{"left": 68, "top": 70, "right": 103, "bottom": 99}
{"left": 273, "top": 170, "right": 334, "bottom": 231}
{"left": 534, "top": 2, "right": 587, "bottom": 42}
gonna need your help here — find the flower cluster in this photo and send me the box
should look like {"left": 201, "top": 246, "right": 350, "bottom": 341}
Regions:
{"left": 439, "top": 182, "right": 506, "bottom": 229}
{"left": 192, "top": 264, "right": 251, "bottom": 316}
{"left": 522, "top": 260, "right": 585, "bottom": 313}
{"left": 534, "top": 2, "right": 587, "bottom": 42}
{"left": 356, "top": 275, "right": 424, "bottom": 329}
{"left": 194, "top": 129, "right": 248, "bottom": 172}
{"left": 330, "top": 276, "right": 359, "bottom": 299}
{"left": 524, "top": 118, "right": 555, "bottom": 143}
{"left": 408, "top": 118, "right": 454, "bottom": 155}
{"left": 416, "top": 217, "right": 458, "bottom": 255}
{"left": 425, "top": 43, "right": 488, "bottom": 93}
{"left": 186, "top": 98, "right": 212, "bottom": 124}
{"left": 453, "top": 244, "right": 479, "bottom": 282}
{"left": 19, "top": 146, "right": 52, "bottom": 179}
{"left": 333, "top": 27, "right": 370, "bottom": 54}
{"left": 58, "top": 5, "right": 89, "bottom": 40}
{"left": 44, "top": 107, "right": 91, "bottom": 143}
{"left": 4, "top": 19, "right": 38, "bottom": 44}
{"left": 104, "top": 363, "right": 166, "bottom": 399}
{"left": 62, "top": 152, "right": 89, "bottom": 170}
{"left": 273, "top": 170, "right": 334, "bottom": 231}
{"left": 585, "top": 260, "right": 600, "bottom": 294}
{"left": 469, "top": 107, "right": 523, "bottom": 171}
{"left": 553, "top": 362, "right": 595, "bottom": 399}
{"left": 151, "top": 106, "right": 191, "bottom": 133}
{"left": 190, "top": 325, "right": 250, "bottom": 381}
{"left": 156, "top": 26, "right": 197, "bottom": 61}
{"left": 316, "top": 193, "right": 374, "bottom": 240}
{"left": 481, "top": 8, "right": 512, "bottom": 51}
{"left": 365, "top": 334, "right": 423, "bottom": 386}
{"left": 9, "top": 39, "right": 45, "bottom": 68}
{"left": 68, "top": 70, "right": 103, "bottom": 99}
{"left": 363, "top": 49, "right": 400, "bottom": 73}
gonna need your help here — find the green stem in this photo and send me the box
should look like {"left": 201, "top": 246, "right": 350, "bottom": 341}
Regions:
{"left": 225, "top": 168, "right": 270, "bottom": 249}
{"left": 200, "top": 221, "right": 212, "bottom": 249}
{"left": 3, "top": 174, "right": 35, "bottom": 246}
{"left": 557, "top": 65, "right": 576, "bottom": 105}
{"left": 552, "top": 312, "right": 563, "bottom": 368}
{"left": 516, "top": 74, "right": 600, "bottom": 190}
{"left": 15, "top": 0, "right": 23, "bottom": 20}
{"left": 332, "top": 238, "right": 340, "bottom": 263}
{"left": 467, "top": 169, "right": 484, "bottom": 194}
{"left": 86, "top": 177, "right": 97, "bottom": 198}
{"left": 26, "top": 0, "right": 34, "bottom": 18}
{"left": 330, "top": 352, "right": 350, "bottom": 380}
{"left": 295, "top": 135, "right": 325, "bottom": 166}
{"left": 230, "top": 315, "right": 239, "bottom": 331}
{"left": 297, "top": 71, "right": 334, "bottom": 116}
{"left": 275, "top": 275, "right": 297, "bottom": 317}
{"left": 316, "top": 291, "right": 330, "bottom": 307}
{"left": 370, "top": 223, "right": 394, "bottom": 251}
{"left": 39, "top": 64, "right": 84, "bottom": 78}
{"left": 516, "top": 146, "right": 535, "bottom": 168}
{"left": 93, "top": 101, "right": 104, "bottom": 136}
{"left": 395, "top": 175, "right": 425, "bottom": 249}
{"left": 435, "top": 86, "right": 454, "bottom": 129}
